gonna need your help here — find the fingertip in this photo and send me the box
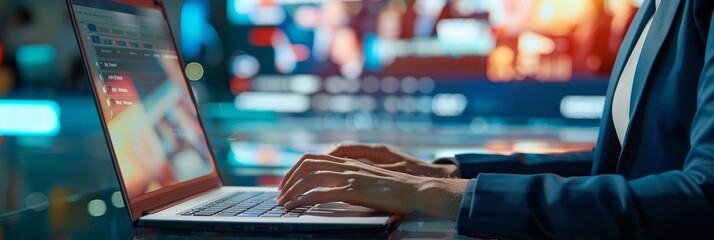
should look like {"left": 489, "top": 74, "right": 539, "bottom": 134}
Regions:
{"left": 283, "top": 200, "right": 295, "bottom": 210}
{"left": 283, "top": 195, "right": 303, "bottom": 210}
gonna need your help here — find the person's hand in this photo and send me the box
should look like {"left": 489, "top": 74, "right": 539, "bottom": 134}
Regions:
{"left": 326, "top": 143, "right": 460, "bottom": 178}
{"left": 277, "top": 154, "right": 469, "bottom": 221}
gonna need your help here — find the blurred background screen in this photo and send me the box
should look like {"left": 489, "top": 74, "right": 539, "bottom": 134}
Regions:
{"left": 196, "top": 0, "right": 639, "bottom": 123}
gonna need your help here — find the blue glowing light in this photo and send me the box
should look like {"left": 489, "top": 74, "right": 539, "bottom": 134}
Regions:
{"left": 181, "top": 0, "right": 208, "bottom": 60}
{"left": 16, "top": 45, "right": 56, "bottom": 66}
{"left": 364, "top": 33, "right": 385, "bottom": 71}
{"left": 0, "top": 100, "right": 61, "bottom": 136}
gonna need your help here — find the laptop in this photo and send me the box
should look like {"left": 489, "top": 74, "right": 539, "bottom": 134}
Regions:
{"left": 66, "top": 0, "right": 400, "bottom": 232}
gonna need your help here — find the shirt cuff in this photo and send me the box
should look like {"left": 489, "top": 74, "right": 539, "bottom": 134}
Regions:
{"left": 456, "top": 177, "right": 499, "bottom": 238}
{"left": 457, "top": 178, "right": 478, "bottom": 236}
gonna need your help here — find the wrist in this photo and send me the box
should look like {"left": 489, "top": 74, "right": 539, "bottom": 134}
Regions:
{"left": 427, "top": 163, "right": 460, "bottom": 178}
{"left": 440, "top": 164, "right": 461, "bottom": 178}
{"left": 413, "top": 178, "right": 468, "bottom": 221}
{"left": 431, "top": 157, "right": 461, "bottom": 178}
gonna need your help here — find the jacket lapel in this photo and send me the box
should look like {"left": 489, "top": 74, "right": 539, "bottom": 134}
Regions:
{"left": 617, "top": 0, "right": 683, "bottom": 172}
{"left": 609, "top": 0, "right": 656, "bottom": 90}
{"left": 593, "top": 0, "right": 655, "bottom": 174}
{"left": 628, "top": 0, "right": 681, "bottom": 116}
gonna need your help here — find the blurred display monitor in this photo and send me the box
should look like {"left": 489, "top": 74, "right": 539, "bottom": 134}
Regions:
{"left": 208, "top": 0, "right": 640, "bottom": 125}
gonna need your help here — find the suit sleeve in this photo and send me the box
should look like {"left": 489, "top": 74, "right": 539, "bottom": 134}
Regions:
{"left": 439, "top": 152, "right": 594, "bottom": 178}
{"left": 455, "top": 12, "right": 714, "bottom": 239}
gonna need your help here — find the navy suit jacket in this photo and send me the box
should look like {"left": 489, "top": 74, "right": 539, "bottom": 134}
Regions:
{"left": 449, "top": 0, "right": 714, "bottom": 238}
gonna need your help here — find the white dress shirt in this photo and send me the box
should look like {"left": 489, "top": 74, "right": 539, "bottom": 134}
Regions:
{"left": 612, "top": 0, "right": 661, "bottom": 145}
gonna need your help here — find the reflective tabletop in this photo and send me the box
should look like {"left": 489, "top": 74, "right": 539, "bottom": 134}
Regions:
{"left": 0, "top": 94, "right": 596, "bottom": 239}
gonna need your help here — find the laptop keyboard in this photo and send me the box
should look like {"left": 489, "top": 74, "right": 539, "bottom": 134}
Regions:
{"left": 179, "top": 192, "right": 311, "bottom": 218}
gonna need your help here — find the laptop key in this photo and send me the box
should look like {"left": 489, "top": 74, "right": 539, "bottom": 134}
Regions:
{"left": 244, "top": 212, "right": 266, "bottom": 215}
{"left": 244, "top": 209, "right": 266, "bottom": 213}
{"left": 238, "top": 213, "right": 261, "bottom": 217}
{"left": 215, "top": 213, "right": 237, "bottom": 217}
{"left": 261, "top": 214, "right": 283, "bottom": 217}
{"left": 193, "top": 212, "right": 216, "bottom": 216}
{"left": 179, "top": 191, "right": 301, "bottom": 218}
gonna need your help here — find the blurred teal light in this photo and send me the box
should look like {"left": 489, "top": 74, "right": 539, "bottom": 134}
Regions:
{"left": 227, "top": 0, "right": 253, "bottom": 25}
{"left": 181, "top": 0, "right": 207, "bottom": 59}
{"left": 16, "top": 44, "right": 56, "bottom": 66}
{"left": 0, "top": 100, "right": 61, "bottom": 136}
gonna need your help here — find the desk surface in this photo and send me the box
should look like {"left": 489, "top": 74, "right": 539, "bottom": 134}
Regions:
{"left": 0, "top": 188, "right": 471, "bottom": 239}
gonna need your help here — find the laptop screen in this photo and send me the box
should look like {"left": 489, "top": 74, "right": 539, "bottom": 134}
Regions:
{"left": 71, "top": 0, "right": 216, "bottom": 198}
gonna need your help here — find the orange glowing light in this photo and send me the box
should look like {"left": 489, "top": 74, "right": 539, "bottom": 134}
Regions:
{"left": 518, "top": 31, "right": 555, "bottom": 55}
{"left": 487, "top": 46, "right": 516, "bottom": 82}
{"left": 259, "top": 0, "right": 277, "bottom": 6}
{"left": 0, "top": 67, "right": 13, "bottom": 95}
{"left": 516, "top": 31, "right": 557, "bottom": 80}
{"left": 528, "top": 0, "right": 595, "bottom": 36}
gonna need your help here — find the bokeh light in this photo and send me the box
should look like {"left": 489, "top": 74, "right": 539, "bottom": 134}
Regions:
{"left": 185, "top": 62, "right": 204, "bottom": 81}
{"left": 111, "top": 191, "right": 125, "bottom": 208}
{"left": 230, "top": 54, "right": 260, "bottom": 78}
{"left": 24, "top": 192, "right": 49, "bottom": 211}
{"left": 87, "top": 199, "right": 107, "bottom": 217}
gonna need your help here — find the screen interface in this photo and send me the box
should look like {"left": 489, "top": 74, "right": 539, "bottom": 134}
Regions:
{"left": 71, "top": 1, "right": 215, "bottom": 198}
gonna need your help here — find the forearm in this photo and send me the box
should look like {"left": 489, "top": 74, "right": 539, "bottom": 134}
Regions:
{"left": 413, "top": 177, "right": 469, "bottom": 221}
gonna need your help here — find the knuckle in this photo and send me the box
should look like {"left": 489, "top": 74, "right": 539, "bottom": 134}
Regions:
{"left": 344, "top": 160, "right": 358, "bottom": 167}
{"left": 310, "top": 189, "right": 331, "bottom": 199}
{"left": 302, "top": 153, "right": 320, "bottom": 159}
{"left": 345, "top": 160, "right": 366, "bottom": 169}
{"left": 303, "top": 159, "right": 319, "bottom": 165}
{"left": 301, "top": 170, "right": 320, "bottom": 181}
{"left": 372, "top": 144, "right": 388, "bottom": 150}
{"left": 308, "top": 170, "right": 322, "bottom": 177}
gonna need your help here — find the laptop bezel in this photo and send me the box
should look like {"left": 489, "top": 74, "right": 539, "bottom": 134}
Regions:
{"left": 66, "top": 0, "right": 224, "bottom": 224}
